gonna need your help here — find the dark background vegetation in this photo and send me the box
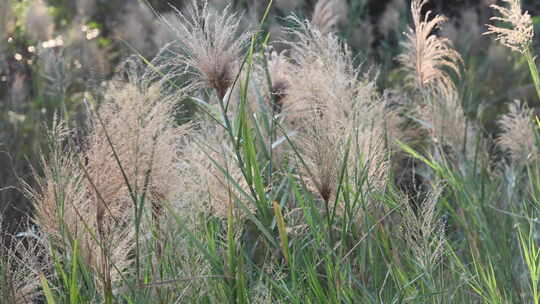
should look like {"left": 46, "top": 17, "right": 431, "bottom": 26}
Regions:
{"left": 1, "top": 0, "right": 539, "bottom": 236}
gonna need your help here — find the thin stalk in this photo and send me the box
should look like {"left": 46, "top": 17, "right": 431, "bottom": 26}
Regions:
{"left": 525, "top": 47, "right": 540, "bottom": 103}
{"left": 324, "top": 196, "right": 333, "bottom": 246}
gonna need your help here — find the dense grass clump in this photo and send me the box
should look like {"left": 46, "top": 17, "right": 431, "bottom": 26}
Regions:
{"left": 3, "top": 0, "right": 540, "bottom": 303}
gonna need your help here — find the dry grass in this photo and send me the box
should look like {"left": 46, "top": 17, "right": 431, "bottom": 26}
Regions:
{"left": 86, "top": 82, "right": 186, "bottom": 216}
{"left": 26, "top": 115, "right": 135, "bottom": 291}
{"left": 0, "top": 224, "right": 50, "bottom": 304}
{"left": 178, "top": 122, "right": 253, "bottom": 219}
{"left": 417, "top": 87, "right": 480, "bottom": 163}
{"left": 161, "top": 0, "right": 252, "bottom": 100}
{"left": 255, "top": 47, "right": 292, "bottom": 114}
{"left": 311, "top": 0, "right": 341, "bottom": 35}
{"left": 484, "top": 0, "right": 534, "bottom": 54}
{"left": 400, "top": 185, "right": 445, "bottom": 272}
{"left": 497, "top": 100, "right": 537, "bottom": 165}
{"left": 397, "top": 0, "right": 462, "bottom": 94}
{"left": 8, "top": 0, "right": 540, "bottom": 302}
{"left": 25, "top": 80, "right": 187, "bottom": 292}
{"left": 279, "top": 17, "right": 392, "bottom": 206}
{"left": 396, "top": 0, "right": 483, "bottom": 166}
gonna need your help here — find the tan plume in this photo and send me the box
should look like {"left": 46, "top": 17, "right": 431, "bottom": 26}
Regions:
{"left": 397, "top": 0, "right": 462, "bottom": 93}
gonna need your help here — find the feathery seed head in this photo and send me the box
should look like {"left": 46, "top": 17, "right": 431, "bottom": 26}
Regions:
{"left": 397, "top": 0, "right": 462, "bottom": 93}
{"left": 266, "top": 49, "right": 291, "bottom": 113}
{"left": 401, "top": 186, "right": 446, "bottom": 272}
{"left": 162, "top": 0, "right": 252, "bottom": 99}
{"left": 311, "top": 0, "right": 342, "bottom": 35}
{"left": 27, "top": 123, "right": 135, "bottom": 290}
{"left": 0, "top": 224, "right": 51, "bottom": 304}
{"left": 282, "top": 18, "right": 390, "bottom": 205}
{"left": 283, "top": 16, "right": 360, "bottom": 119}
{"left": 253, "top": 48, "right": 292, "bottom": 113}
{"left": 419, "top": 87, "right": 476, "bottom": 160}
{"left": 180, "top": 124, "right": 253, "bottom": 219}
{"left": 27, "top": 78, "right": 187, "bottom": 292}
{"left": 497, "top": 100, "right": 538, "bottom": 164}
{"left": 484, "top": 0, "right": 534, "bottom": 53}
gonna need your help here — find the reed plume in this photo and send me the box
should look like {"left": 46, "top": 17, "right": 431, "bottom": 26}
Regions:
{"left": 484, "top": 0, "right": 533, "bottom": 54}
{"left": 179, "top": 122, "right": 253, "bottom": 219}
{"left": 86, "top": 83, "right": 185, "bottom": 215}
{"left": 485, "top": 0, "right": 540, "bottom": 102}
{"left": 0, "top": 224, "right": 50, "bottom": 304}
{"left": 397, "top": 0, "right": 462, "bottom": 93}
{"left": 397, "top": 0, "right": 480, "bottom": 165}
{"left": 311, "top": 0, "right": 341, "bottom": 35}
{"left": 26, "top": 78, "right": 187, "bottom": 291}
{"left": 282, "top": 17, "right": 392, "bottom": 206}
{"left": 418, "top": 87, "right": 481, "bottom": 163}
{"left": 401, "top": 185, "right": 446, "bottom": 272}
{"left": 26, "top": 119, "right": 135, "bottom": 290}
{"left": 257, "top": 48, "right": 292, "bottom": 113}
{"left": 497, "top": 100, "right": 538, "bottom": 165}
{"left": 161, "top": 0, "right": 252, "bottom": 100}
